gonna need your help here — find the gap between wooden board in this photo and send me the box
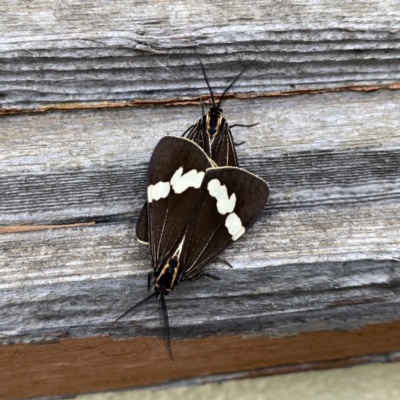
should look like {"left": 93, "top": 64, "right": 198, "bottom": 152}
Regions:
{"left": 1, "top": 81, "right": 399, "bottom": 115}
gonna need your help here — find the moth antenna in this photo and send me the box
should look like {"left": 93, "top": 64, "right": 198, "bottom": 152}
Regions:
{"left": 217, "top": 64, "right": 251, "bottom": 109}
{"left": 199, "top": 95, "right": 205, "bottom": 116}
{"left": 154, "top": 57, "right": 182, "bottom": 82}
{"left": 112, "top": 291, "right": 157, "bottom": 324}
{"left": 161, "top": 294, "right": 174, "bottom": 360}
{"left": 194, "top": 49, "right": 216, "bottom": 107}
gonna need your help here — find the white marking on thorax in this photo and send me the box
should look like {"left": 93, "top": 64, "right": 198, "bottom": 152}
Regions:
{"left": 148, "top": 181, "right": 170, "bottom": 203}
{"left": 225, "top": 212, "right": 245, "bottom": 241}
{"left": 207, "top": 179, "right": 236, "bottom": 215}
{"left": 170, "top": 167, "right": 205, "bottom": 194}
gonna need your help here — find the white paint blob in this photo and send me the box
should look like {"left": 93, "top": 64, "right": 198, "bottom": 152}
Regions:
{"left": 225, "top": 212, "right": 245, "bottom": 241}
{"left": 207, "top": 179, "right": 236, "bottom": 215}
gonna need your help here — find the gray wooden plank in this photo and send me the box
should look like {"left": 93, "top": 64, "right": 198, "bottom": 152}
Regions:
{"left": 2, "top": 201, "right": 399, "bottom": 291}
{"left": 2, "top": 2, "right": 400, "bottom": 394}
{"left": 1, "top": 90, "right": 400, "bottom": 225}
{"left": 1, "top": 0, "right": 400, "bottom": 108}
{"left": 1, "top": 199, "right": 399, "bottom": 342}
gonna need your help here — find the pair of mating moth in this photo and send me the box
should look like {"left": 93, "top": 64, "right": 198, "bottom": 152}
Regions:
{"left": 115, "top": 59, "right": 269, "bottom": 358}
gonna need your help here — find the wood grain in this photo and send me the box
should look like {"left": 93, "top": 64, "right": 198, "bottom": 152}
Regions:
{"left": 1, "top": 90, "right": 400, "bottom": 225}
{"left": 1, "top": 0, "right": 400, "bottom": 110}
{"left": 1, "top": 0, "right": 400, "bottom": 397}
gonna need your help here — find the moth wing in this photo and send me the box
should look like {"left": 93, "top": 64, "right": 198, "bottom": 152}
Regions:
{"left": 137, "top": 118, "right": 219, "bottom": 246}
{"left": 181, "top": 167, "right": 269, "bottom": 280}
{"left": 185, "top": 117, "right": 212, "bottom": 158}
{"left": 147, "top": 136, "right": 213, "bottom": 266}
{"left": 211, "top": 122, "right": 239, "bottom": 167}
{"left": 136, "top": 202, "right": 149, "bottom": 245}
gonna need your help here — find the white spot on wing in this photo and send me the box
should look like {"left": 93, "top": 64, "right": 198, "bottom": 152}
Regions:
{"left": 225, "top": 212, "right": 245, "bottom": 241}
{"left": 207, "top": 179, "right": 236, "bottom": 215}
{"left": 147, "top": 185, "right": 153, "bottom": 203}
{"left": 170, "top": 167, "right": 205, "bottom": 194}
{"left": 148, "top": 181, "right": 170, "bottom": 203}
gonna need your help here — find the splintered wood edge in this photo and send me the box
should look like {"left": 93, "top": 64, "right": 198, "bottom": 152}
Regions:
{"left": 1, "top": 82, "right": 399, "bottom": 115}
{"left": 2, "top": 319, "right": 400, "bottom": 400}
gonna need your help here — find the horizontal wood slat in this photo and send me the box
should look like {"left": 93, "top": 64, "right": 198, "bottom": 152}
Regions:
{"left": 1, "top": 1, "right": 400, "bottom": 109}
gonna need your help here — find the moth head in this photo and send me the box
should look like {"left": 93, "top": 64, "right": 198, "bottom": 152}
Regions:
{"left": 209, "top": 105, "right": 223, "bottom": 114}
{"left": 155, "top": 256, "right": 180, "bottom": 293}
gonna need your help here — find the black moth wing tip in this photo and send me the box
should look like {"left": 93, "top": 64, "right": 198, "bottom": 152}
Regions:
{"left": 156, "top": 135, "right": 212, "bottom": 155}
{"left": 205, "top": 166, "right": 269, "bottom": 227}
{"left": 148, "top": 136, "right": 215, "bottom": 183}
{"left": 206, "top": 165, "right": 269, "bottom": 192}
{"left": 136, "top": 202, "right": 149, "bottom": 245}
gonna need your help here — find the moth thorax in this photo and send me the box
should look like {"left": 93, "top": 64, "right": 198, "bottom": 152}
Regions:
{"left": 155, "top": 256, "right": 180, "bottom": 291}
{"left": 206, "top": 107, "right": 224, "bottom": 138}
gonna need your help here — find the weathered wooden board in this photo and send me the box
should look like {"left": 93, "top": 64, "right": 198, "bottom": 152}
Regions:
{"left": 1, "top": 207, "right": 400, "bottom": 343}
{"left": 1, "top": 0, "right": 400, "bottom": 110}
{"left": 1, "top": 1, "right": 400, "bottom": 398}
{"left": 1, "top": 90, "right": 400, "bottom": 225}
{"left": 1, "top": 88, "right": 400, "bottom": 346}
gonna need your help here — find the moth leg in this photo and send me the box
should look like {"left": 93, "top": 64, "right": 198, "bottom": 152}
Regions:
{"left": 201, "top": 272, "right": 221, "bottom": 281}
{"left": 215, "top": 257, "right": 234, "bottom": 269}
{"left": 185, "top": 257, "right": 233, "bottom": 282}
{"left": 181, "top": 124, "right": 195, "bottom": 137}
{"left": 230, "top": 122, "right": 258, "bottom": 129}
{"left": 188, "top": 272, "right": 221, "bottom": 281}
{"left": 147, "top": 273, "right": 154, "bottom": 292}
{"left": 230, "top": 122, "right": 258, "bottom": 146}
